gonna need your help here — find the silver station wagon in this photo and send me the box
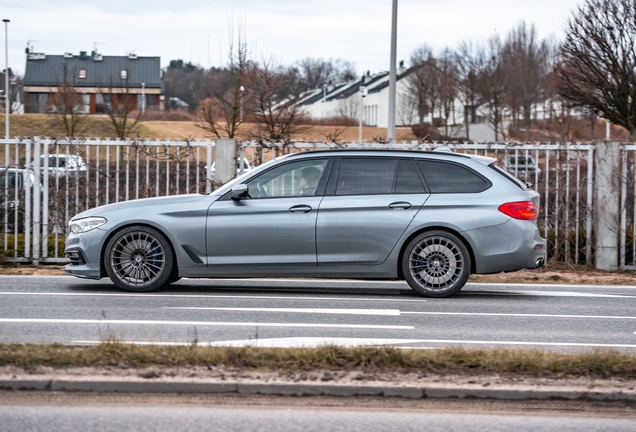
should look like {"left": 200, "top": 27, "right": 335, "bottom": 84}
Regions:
{"left": 65, "top": 149, "right": 546, "bottom": 297}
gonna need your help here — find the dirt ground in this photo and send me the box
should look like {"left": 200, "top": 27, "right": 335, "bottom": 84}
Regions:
{"left": 0, "top": 265, "right": 634, "bottom": 286}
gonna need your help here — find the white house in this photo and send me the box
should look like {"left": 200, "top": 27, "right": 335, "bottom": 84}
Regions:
{"left": 299, "top": 65, "right": 424, "bottom": 128}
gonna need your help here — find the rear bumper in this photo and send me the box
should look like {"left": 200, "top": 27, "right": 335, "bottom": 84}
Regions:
{"left": 467, "top": 219, "right": 546, "bottom": 274}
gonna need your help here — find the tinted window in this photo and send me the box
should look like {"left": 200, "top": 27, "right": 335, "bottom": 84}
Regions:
{"left": 395, "top": 160, "right": 425, "bottom": 194}
{"left": 417, "top": 160, "right": 490, "bottom": 193}
{"left": 336, "top": 158, "right": 397, "bottom": 195}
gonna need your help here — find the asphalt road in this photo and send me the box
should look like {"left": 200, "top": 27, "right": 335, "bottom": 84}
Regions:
{"left": 1, "top": 275, "right": 635, "bottom": 351}
{"left": 3, "top": 404, "right": 635, "bottom": 432}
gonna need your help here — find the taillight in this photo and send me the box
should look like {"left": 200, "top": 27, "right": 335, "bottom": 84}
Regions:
{"left": 498, "top": 201, "right": 539, "bottom": 220}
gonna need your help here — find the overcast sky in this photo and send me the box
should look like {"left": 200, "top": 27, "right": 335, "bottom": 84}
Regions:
{"left": 3, "top": 0, "right": 583, "bottom": 77}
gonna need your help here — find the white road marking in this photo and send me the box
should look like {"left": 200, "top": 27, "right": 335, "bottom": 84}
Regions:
{"left": 402, "top": 311, "right": 636, "bottom": 320}
{"left": 164, "top": 307, "right": 401, "bottom": 316}
{"left": 0, "top": 318, "right": 413, "bottom": 330}
{"left": 71, "top": 337, "right": 636, "bottom": 350}
{"left": 398, "top": 339, "right": 636, "bottom": 349}
{"left": 2, "top": 275, "right": 636, "bottom": 289}
{"left": 73, "top": 337, "right": 427, "bottom": 348}
{"left": 0, "top": 292, "right": 426, "bottom": 302}
{"left": 472, "top": 290, "right": 636, "bottom": 299}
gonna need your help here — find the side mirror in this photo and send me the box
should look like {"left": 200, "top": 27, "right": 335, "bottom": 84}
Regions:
{"left": 231, "top": 184, "right": 249, "bottom": 200}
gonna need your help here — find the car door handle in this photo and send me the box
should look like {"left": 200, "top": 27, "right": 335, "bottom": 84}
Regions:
{"left": 289, "top": 205, "right": 313, "bottom": 213}
{"left": 388, "top": 201, "right": 412, "bottom": 210}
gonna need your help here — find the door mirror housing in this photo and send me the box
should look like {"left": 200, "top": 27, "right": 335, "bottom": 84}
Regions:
{"left": 231, "top": 184, "right": 249, "bottom": 200}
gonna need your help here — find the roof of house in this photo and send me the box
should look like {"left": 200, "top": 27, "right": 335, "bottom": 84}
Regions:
{"left": 24, "top": 52, "right": 163, "bottom": 90}
{"left": 367, "top": 67, "right": 414, "bottom": 94}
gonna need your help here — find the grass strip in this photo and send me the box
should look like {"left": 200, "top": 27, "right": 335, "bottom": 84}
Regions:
{"left": 1, "top": 342, "right": 635, "bottom": 379}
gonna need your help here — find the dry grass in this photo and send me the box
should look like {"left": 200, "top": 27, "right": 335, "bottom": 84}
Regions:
{"left": 0, "top": 114, "right": 416, "bottom": 143}
{"left": 1, "top": 342, "right": 635, "bottom": 379}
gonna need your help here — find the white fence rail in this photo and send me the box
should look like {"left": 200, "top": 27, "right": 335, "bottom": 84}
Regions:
{"left": 0, "top": 137, "right": 631, "bottom": 268}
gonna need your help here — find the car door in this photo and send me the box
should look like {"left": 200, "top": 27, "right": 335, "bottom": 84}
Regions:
{"left": 205, "top": 158, "right": 331, "bottom": 266}
{"left": 316, "top": 158, "right": 429, "bottom": 265}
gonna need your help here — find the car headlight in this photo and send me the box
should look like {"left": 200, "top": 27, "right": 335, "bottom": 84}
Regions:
{"left": 69, "top": 217, "right": 107, "bottom": 234}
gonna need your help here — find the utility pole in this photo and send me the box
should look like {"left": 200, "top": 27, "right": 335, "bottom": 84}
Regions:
{"left": 3, "top": 19, "right": 9, "bottom": 139}
{"left": 387, "top": 0, "right": 398, "bottom": 142}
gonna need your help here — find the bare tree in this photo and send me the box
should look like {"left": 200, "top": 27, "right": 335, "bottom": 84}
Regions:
{"left": 552, "top": 0, "right": 636, "bottom": 137}
{"left": 49, "top": 63, "right": 87, "bottom": 137}
{"left": 296, "top": 57, "right": 357, "bottom": 90}
{"left": 164, "top": 60, "right": 206, "bottom": 111}
{"left": 98, "top": 66, "right": 144, "bottom": 139}
{"left": 197, "top": 24, "right": 250, "bottom": 139}
{"left": 437, "top": 48, "right": 459, "bottom": 136}
{"left": 404, "top": 45, "right": 436, "bottom": 128}
{"left": 477, "top": 35, "right": 508, "bottom": 141}
{"left": 503, "top": 21, "right": 551, "bottom": 141}
{"left": 245, "top": 57, "right": 308, "bottom": 143}
{"left": 455, "top": 41, "right": 483, "bottom": 141}
{"left": 397, "top": 89, "right": 417, "bottom": 126}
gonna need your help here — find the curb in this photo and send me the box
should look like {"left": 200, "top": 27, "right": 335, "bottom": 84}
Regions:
{"left": 1, "top": 378, "right": 635, "bottom": 402}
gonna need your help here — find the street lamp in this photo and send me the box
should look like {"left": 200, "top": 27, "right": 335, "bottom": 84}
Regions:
{"left": 359, "top": 86, "right": 367, "bottom": 143}
{"left": 239, "top": 85, "right": 244, "bottom": 122}
{"left": 3, "top": 19, "right": 9, "bottom": 139}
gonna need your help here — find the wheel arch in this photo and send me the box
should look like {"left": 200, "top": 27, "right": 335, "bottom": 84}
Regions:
{"left": 396, "top": 226, "right": 477, "bottom": 280}
{"left": 99, "top": 222, "right": 179, "bottom": 279}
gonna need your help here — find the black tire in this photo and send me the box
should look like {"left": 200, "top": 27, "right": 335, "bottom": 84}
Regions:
{"left": 104, "top": 225, "right": 175, "bottom": 292}
{"left": 402, "top": 230, "right": 471, "bottom": 298}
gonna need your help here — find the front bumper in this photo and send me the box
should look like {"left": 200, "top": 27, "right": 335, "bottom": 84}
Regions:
{"left": 64, "top": 262, "right": 101, "bottom": 280}
{"left": 64, "top": 227, "right": 107, "bottom": 280}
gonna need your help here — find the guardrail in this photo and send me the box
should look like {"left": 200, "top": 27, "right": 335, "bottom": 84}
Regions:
{"left": 0, "top": 137, "right": 630, "bottom": 269}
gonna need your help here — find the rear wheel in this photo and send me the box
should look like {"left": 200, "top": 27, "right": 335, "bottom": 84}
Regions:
{"left": 104, "top": 225, "right": 174, "bottom": 292}
{"left": 402, "top": 231, "right": 471, "bottom": 298}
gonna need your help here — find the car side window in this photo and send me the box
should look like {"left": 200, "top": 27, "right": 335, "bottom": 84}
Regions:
{"left": 336, "top": 158, "right": 397, "bottom": 195}
{"left": 417, "top": 160, "right": 490, "bottom": 193}
{"left": 395, "top": 160, "right": 425, "bottom": 194}
{"left": 246, "top": 159, "right": 329, "bottom": 198}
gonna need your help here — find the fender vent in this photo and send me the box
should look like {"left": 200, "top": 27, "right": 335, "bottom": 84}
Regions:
{"left": 181, "top": 245, "right": 204, "bottom": 264}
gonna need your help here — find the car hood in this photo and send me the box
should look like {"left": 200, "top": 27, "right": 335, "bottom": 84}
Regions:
{"left": 70, "top": 193, "right": 218, "bottom": 221}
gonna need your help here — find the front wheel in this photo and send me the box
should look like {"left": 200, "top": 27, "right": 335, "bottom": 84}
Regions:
{"left": 104, "top": 225, "right": 174, "bottom": 292}
{"left": 402, "top": 231, "right": 471, "bottom": 298}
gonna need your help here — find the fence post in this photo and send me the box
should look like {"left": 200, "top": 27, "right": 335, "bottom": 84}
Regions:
{"left": 215, "top": 139, "right": 237, "bottom": 184}
{"left": 594, "top": 141, "right": 620, "bottom": 270}
{"left": 32, "top": 137, "right": 41, "bottom": 266}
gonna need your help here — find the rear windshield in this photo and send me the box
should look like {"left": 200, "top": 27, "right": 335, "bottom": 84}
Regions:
{"left": 490, "top": 163, "right": 529, "bottom": 190}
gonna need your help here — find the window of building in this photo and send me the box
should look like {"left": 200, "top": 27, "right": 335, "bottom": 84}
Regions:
{"left": 79, "top": 69, "right": 86, "bottom": 79}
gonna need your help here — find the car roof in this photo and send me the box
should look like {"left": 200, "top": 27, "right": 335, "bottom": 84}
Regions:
{"left": 284, "top": 149, "right": 496, "bottom": 165}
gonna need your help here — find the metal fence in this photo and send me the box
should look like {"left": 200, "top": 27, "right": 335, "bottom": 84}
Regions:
{"left": 0, "top": 137, "right": 630, "bottom": 267}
